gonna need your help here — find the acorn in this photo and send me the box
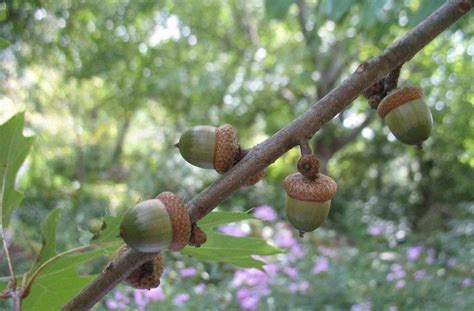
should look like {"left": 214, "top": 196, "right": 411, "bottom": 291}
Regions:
{"left": 283, "top": 172, "right": 337, "bottom": 236}
{"left": 175, "top": 124, "right": 239, "bottom": 173}
{"left": 188, "top": 224, "right": 207, "bottom": 248}
{"left": 377, "top": 86, "right": 432, "bottom": 146}
{"left": 241, "top": 169, "right": 265, "bottom": 187}
{"left": 120, "top": 192, "right": 191, "bottom": 253}
{"left": 117, "top": 244, "right": 164, "bottom": 289}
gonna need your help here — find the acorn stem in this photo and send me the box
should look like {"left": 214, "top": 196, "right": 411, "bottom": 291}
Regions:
{"left": 234, "top": 146, "right": 250, "bottom": 164}
{"left": 298, "top": 230, "right": 305, "bottom": 238}
{"left": 299, "top": 140, "right": 312, "bottom": 156}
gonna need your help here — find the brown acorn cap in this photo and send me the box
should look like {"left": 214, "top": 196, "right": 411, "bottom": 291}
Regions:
{"left": 242, "top": 169, "right": 265, "bottom": 187}
{"left": 157, "top": 192, "right": 191, "bottom": 251}
{"left": 283, "top": 172, "right": 337, "bottom": 202}
{"left": 188, "top": 224, "right": 207, "bottom": 247}
{"left": 213, "top": 124, "right": 239, "bottom": 174}
{"left": 377, "top": 86, "right": 423, "bottom": 119}
{"left": 297, "top": 155, "right": 320, "bottom": 180}
{"left": 117, "top": 244, "right": 164, "bottom": 289}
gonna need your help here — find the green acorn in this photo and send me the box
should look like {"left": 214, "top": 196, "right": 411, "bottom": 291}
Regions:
{"left": 120, "top": 192, "right": 191, "bottom": 253}
{"left": 283, "top": 172, "right": 337, "bottom": 236}
{"left": 377, "top": 87, "right": 433, "bottom": 146}
{"left": 175, "top": 124, "right": 239, "bottom": 173}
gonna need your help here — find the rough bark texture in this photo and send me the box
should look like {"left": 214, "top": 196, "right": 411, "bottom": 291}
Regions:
{"left": 61, "top": 1, "right": 473, "bottom": 310}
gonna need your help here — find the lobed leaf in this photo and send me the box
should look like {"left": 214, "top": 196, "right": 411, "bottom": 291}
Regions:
{"left": 182, "top": 211, "right": 283, "bottom": 269}
{"left": 22, "top": 215, "right": 122, "bottom": 310}
{"left": 0, "top": 113, "right": 34, "bottom": 228}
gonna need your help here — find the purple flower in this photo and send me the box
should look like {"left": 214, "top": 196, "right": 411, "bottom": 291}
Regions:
{"left": 263, "top": 263, "right": 279, "bottom": 279}
{"left": 318, "top": 246, "right": 337, "bottom": 258}
{"left": 395, "top": 280, "right": 406, "bottom": 289}
{"left": 173, "top": 293, "right": 190, "bottom": 307}
{"left": 447, "top": 258, "right": 458, "bottom": 267}
{"left": 461, "top": 278, "right": 471, "bottom": 288}
{"left": 113, "top": 291, "right": 130, "bottom": 304}
{"left": 283, "top": 266, "right": 299, "bottom": 279}
{"left": 105, "top": 300, "right": 120, "bottom": 309}
{"left": 133, "top": 288, "right": 165, "bottom": 310}
{"left": 367, "top": 225, "right": 385, "bottom": 236}
{"left": 351, "top": 302, "right": 372, "bottom": 311}
{"left": 299, "top": 281, "right": 310, "bottom": 293}
{"left": 194, "top": 283, "right": 206, "bottom": 295}
{"left": 407, "top": 245, "right": 424, "bottom": 262}
{"left": 231, "top": 269, "right": 269, "bottom": 288}
{"left": 386, "top": 264, "right": 406, "bottom": 281}
{"left": 133, "top": 291, "right": 147, "bottom": 310}
{"left": 414, "top": 269, "right": 427, "bottom": 281}
{"left": 179, "top": 267, "right": 198, "bottom": 278}
{"left": 145, "top": 287, "right": 165, "bottom": 301}
{"left": 388, "top": 306, "right": 398, "bottom": 311}
{"left": 274, "top": 230, "right": 298, "bottom": 248}
{"left": 312, "top": 257, "right": 329, "bottom": 274}
{"left": 254, "top": 205, "right": 278, "bottom": 221}
{"left": 219, "top": 224, "right": 248, "bottom": 237}
{"left": 425, "top": 248, "right": 436, "bottom": 265}
{"left": 106, "top": 291, "right": 130, "bottom": 309}
{"left": 289, "top": 283, "right": 299, "bottom": 293}
{"left": 287, "top": 243, "right": 305, "bottom": 262}
{"left": 236, "top": 288, "right": 260, "bottom": 311}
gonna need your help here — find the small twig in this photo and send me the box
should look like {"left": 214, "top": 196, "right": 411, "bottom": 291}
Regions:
{"left": 299, "top": 140, "right": 312, "bottom": 156}
{"left": 384, "top": 65, "right": 402, "bottom": 94}
{"left": 363, "top": 64, "right": 403, "bottom": 109}
{"left": 0, "top": 227, "right": 17, "bottom": 298}
{"left": 11, "top": 288, "right": 23, "bottom": 311}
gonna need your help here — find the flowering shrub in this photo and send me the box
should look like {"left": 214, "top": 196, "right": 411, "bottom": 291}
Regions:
{"left": 100, "top": 204, "right": 474, "bottom": 311}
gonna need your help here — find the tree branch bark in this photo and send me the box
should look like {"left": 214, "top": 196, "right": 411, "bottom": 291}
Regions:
{"left": 61, "top": 1, "right": 473, "bottom": 310}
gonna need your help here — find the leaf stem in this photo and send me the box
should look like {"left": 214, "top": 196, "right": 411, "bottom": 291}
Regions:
{"left": 22, "top": 241, "right": 119, "bottom": 299}
{"left": 0, "top": 227, "right": 16, "bottom": 288}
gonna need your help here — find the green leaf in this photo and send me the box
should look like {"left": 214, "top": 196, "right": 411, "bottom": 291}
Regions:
{"left": 265, "top": 0, "right": 295, "bottom": 20}
{"left": 22, "top": 216, "right": 123, "bottom": 310}
{"left": 0, "top": 113, "right": 34, "bottom": 228}
{"left": 360, "top": 0, "right": 388, "bottom": 29}
{"left": 321, "top": 0, "right": 355, "bottom": 22}
{"left": 0, "top": 37, "right": 10, "bottom": 49}
{"left": 22, "top": 250, "right": 106, "bottom": 311}
{"left": 408, "top": 0, "right": 445, "bottom": 27}
{"left": 90, "top": 215, "right": 123, "bottom": 244}
{"left": 31, "top": 208, "right": 61, "bottom": 271}
{"left": 182, "top": 211, "right": 283, "bottom": 269}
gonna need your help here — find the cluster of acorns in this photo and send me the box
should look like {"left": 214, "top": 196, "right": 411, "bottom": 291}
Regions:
{"left": 118, "top": 84, "right": 432, "bottom": 289}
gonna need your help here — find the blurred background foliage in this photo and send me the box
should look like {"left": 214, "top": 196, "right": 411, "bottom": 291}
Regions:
{"left": 0, "top": 0, "right": 473, "bottom": 310}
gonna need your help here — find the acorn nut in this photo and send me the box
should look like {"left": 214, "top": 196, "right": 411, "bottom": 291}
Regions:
{"left": 283, "top": 172, "right": 337, "bottom": 236}
{"left": 377, "top": 86, "right": 433, "bottom": 146}
{"left": 120, "top": 192, "right": 191, "bottom": 253}
{"left": 117, "top": 244, "right": 164, "bottom": 289}
{"left": 175, "top": 124, "right": 239, "bottom": 173}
